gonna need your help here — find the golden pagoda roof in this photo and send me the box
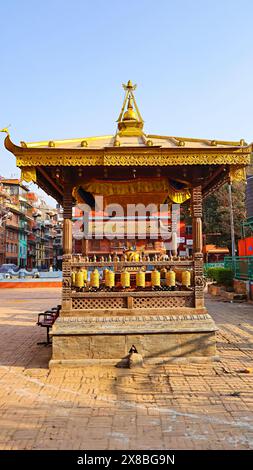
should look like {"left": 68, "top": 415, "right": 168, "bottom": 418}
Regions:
{"left": 1, "top": 80, "right": 252, "bottom": 171}
{"left": 16, "top": 133, "right": 250, "bottom": 150}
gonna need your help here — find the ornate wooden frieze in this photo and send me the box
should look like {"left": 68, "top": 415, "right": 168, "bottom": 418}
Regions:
{"left": 4, "top": 128, "right": 251, "bottom": 168}
{"left": 15, "top": 152, "right": 250, "bottom": 167}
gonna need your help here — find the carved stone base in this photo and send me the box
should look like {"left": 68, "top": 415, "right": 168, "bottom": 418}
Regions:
{"left": 49, "top": 311, "right": 218, "bottom": 368}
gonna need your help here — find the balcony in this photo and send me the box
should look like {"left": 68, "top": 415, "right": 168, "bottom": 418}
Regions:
{"left": 44, "top": 220, "right": 53, "bottom": 228}
{"left": 54, "top": 237, "right": 62, "bottom": 244}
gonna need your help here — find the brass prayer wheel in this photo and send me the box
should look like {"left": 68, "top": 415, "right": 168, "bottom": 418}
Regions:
{"left": 121, "top": 270, "right": 130, "bottom": 288}
{"left": 166, "top": 270, "right": 176, "bottom": 287}
{"left": 90, "top": 269, "right": 100, "bottom": 288}
{"left": 136, "top": 270, "right": 145, "bottom": 288}
{"left": 75, "top": 271, "right": 84, "bottom": 288}
{"left": 81, "top": 268, "right": 88, "bottom": 282}
{"left": 105, "top": 269, "right": 115, "bottom": 288}
{"left": 182, "top": 270, "right": 191, "bottom": 287}
{"left": 151, "top": 269, "right": 160, "bottom": 287}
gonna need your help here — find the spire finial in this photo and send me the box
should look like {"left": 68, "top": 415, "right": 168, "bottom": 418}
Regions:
{"left": 123, "top": 80, "right": 137, "bottom": 91}
{"left": 117, "top": 80, "right": 144, "bottom": 136}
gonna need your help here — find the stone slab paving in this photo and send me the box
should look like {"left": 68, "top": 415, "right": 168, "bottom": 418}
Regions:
{"left": 0, "top": 288, "right": 253, "bottom": 450}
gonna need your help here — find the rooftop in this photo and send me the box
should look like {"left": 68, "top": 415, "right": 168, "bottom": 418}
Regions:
{"left": 4, "top": 81, "right": 250, "bottom": 152}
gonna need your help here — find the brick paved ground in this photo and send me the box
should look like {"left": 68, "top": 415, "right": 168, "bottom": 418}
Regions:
{"left": 0, "top": 288, "right": 253, "bottom": 450}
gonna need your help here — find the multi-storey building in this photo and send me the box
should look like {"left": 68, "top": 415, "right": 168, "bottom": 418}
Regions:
{"left": 1, "top": 179, "right": 33, "bottom": 267}
{"left": 32, "top": 197, "right": 57, "bottom": 270}
{"left": 53, "top": 204, "right": 63, "bottom": 270}
{"left": 0, "top": 179, "right": 63, "bottom": 269}
{"left": 0, "top": 182, "right": 10, "bottom": 265}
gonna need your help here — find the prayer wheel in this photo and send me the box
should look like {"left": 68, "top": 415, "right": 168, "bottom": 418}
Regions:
{"left": 105, "top": 269, "right": 115, "bottom": 288}
{"left": 121, "top": 270, "right": 130, "bottom": 288}
{"left": 182, "top": 270, "right": 191, "bottom": 287}
{"left": 151, "top": 269, "right": 160, "bottom": 287}
{"left": 90, "top": 269, "right": 100, "bottom": 288}
{"left": 105, "top": 269, "right": 110, "bottom": 282}
{"left": 81, "top": 268, "right": 88, "bottom": 282}
{"left": 160, "top": 267, "right": 167, "bottom": 279}
{"left": 75, "top": 271, "right": 84, "bottom": 288}
{"left": 166, "top": 270, "right": 176, "bottom": 287}
{"left": 136, "top": 270, "right": 145, "bottom": 288}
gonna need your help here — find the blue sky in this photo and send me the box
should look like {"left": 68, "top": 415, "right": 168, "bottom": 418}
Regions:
{"left": 1, "top": 0, "right": 253, "bottom": 205}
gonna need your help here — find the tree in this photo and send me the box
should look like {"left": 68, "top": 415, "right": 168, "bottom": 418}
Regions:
{"left": 203, "top": 182, "right": 246, "bottom": 252}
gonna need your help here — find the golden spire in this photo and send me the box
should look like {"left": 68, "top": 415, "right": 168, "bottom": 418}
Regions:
{"left": 123, "top": 96, "right": 137, "bottom": 121}
{"left": 117, "top": 80, "right": 144, "bottom": 136}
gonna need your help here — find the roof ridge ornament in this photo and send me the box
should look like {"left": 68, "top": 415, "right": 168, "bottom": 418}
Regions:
{"left": 0, "top": 124, "right": 11, "bottom": 136}
{"left": 117, "top": 80, "right": 144, "bottom": 137}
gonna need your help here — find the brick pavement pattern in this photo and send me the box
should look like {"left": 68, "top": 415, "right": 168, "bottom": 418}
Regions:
{"left": 0, "top": 288, "right": 253, "bottom": 450}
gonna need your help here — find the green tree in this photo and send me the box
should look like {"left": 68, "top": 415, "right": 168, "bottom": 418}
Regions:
{"left": 203, "top": 182, "right": 246, "bottom": 252}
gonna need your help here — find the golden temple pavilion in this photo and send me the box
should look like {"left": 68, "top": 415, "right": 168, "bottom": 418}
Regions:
{"left": 3, "top": 80, "right": 251, "bottom": 367}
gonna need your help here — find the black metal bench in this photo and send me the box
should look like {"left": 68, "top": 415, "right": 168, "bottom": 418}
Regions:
{"left": 37, "top": 304, "right": 61, "bottom": 346}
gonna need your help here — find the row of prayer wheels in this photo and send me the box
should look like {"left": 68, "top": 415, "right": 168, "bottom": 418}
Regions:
{"left": 71, "top": 269, "right": 191, "bottom": 289}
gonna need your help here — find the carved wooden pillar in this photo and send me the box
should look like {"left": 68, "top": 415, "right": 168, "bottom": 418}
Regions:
{"left": 191, "top": 185, "right": 203, "bottom": 254}
{"left": 191, "top": 185, "right": 204, "bottom": 308}
{"left": 62, "top": 183, "right": 73, "bottom": 313}
{"left": 82, "top": 239, "right": 89, "bottom": 255}
{"left": 63, "top": 185, "right": 73, "bottom": 255}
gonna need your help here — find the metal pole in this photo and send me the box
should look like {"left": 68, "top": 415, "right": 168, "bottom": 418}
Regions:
{"left": 228, "top": 182, "right": 236, "bottom": 257}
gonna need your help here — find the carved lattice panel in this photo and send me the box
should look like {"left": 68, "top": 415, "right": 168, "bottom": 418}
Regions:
{"left": 72, "top": 297, "right": 126, "bottom": 310}
{"left": 62, "top": 257, "right": 72, "bottom": 302}
{"left": 132, "top": 296, "right": 194, "bottom": 309}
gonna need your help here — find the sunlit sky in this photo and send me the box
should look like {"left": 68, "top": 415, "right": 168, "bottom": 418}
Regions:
{"left": 1, "top": 0, "right": 253, "bottom": 206}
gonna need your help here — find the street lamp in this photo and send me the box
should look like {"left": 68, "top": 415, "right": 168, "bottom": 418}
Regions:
{"left": 228, "top": 183, "right": 236, "bottom": 257}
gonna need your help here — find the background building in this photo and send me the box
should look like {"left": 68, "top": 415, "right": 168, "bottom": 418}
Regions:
{"left": 0, "top": 178, "right": 63, "bottom": 269}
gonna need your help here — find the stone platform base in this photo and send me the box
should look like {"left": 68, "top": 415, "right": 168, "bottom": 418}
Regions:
{"left": 49, "top": 311, "right": 218, "bottom": 368}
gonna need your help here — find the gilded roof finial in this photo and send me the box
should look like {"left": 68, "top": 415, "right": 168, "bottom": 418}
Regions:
{"left": 123, "top": 80, "right": 137, "bottom": 91}
{"left": 117, "top": 80, "right": 144, "bottom": 136}
{"left": 0, "top": 125, "right": 11, "bottom": 136}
